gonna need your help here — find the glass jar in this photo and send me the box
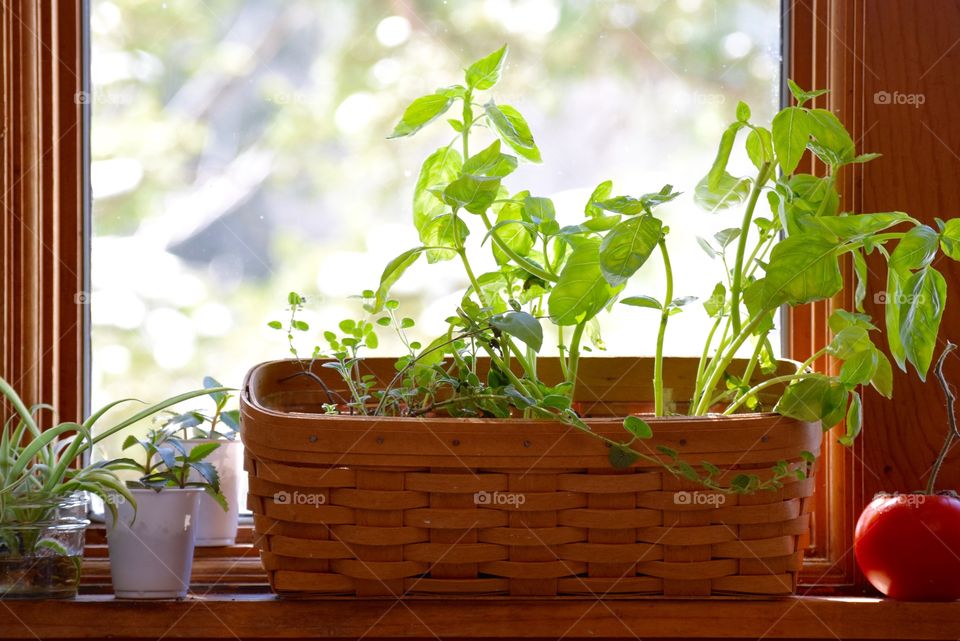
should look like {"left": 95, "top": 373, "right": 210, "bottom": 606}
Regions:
{"left": 0, "top": 492, "right": 90, "bottom": 599}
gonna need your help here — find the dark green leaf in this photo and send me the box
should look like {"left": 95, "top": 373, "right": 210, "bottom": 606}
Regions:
{"left": 623, "top": 416, "right": 653, "bottom": 439}
{"left": 608, "top": 443, "right": 639, "bottom": 469}
{"left": 757, "top": 235, "right": 842, "bottom": 308}
{"left": 839, "top": 391, "right": 862, "bottom": 447}
{"left": 490, "top": 311, "right": 543, "bottom": 352}
{"left": 774, "top": 375, "right": 847, "bottom": 427}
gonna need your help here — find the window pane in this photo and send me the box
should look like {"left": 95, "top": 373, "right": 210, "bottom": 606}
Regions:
{"left": 91, "top": 0, "right": 780, "bottom": 417}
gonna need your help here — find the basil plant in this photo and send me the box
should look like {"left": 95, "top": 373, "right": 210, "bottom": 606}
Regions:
{"left": 273, "top": 48, "right": 958, "bottom": 494}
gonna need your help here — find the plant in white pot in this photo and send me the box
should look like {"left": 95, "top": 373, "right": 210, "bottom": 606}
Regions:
{"left": 162, "top": 377, "right": 241, "bottom": 546}
{"left": 105, "top": 428, "right": 226, "bottom": 599}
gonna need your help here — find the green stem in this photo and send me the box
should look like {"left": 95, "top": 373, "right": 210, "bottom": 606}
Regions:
{"left": 730, "top": 163, "right": 771, "bottom": 335}
{"left": 722, "top": 373, "right": 818, "bottom": 415}
{"left": 567, "top": 323, "right": 586, "bottom": 400}
{"left": 927, "top": 342, "right": 958, "bottom": 494}
{"left": 654, "top": 239, "right": 673, "bottom": 416}
{"left": 461, "top": 91, "right": 472, "bottom": 159}
{"left": 694, "top": 314, "right": 766, "bottom": 415}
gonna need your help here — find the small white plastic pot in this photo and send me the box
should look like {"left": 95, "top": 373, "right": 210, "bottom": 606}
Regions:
{"left": 105, "top": 487, "right": 202, "bottom": 599}
{"left": 183, "top": 438, "right": 241, "bottom": 546}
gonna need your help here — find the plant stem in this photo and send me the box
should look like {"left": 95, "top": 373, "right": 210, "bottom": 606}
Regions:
{"left": 730, "top": 162, "right": 771, "bottom": 335}
{"left": 927, "top": 342, "right": 958, "bottom": 494}
{"left": 461, "top": 91, "right": 472, "bottom": 159}
{"left": 557, "top": 325, "right": 568, "bottom": 380}
{"left": 691, "top": 316, "right": 728, "bottom": 414}
{"left": 693, "top": 314, "right": 765, "bottom": 415}
{"left": 722, "top": 373, "right": 818, "bottom": 415}
{"left": 654, "top": 239, "right": 673, "bottom": 416}
{"left": 567, "top": 322, "right": 586, "bottom": 400}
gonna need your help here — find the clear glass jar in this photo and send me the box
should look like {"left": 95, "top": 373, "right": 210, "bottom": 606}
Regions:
{"left": 0, "top": 492, "right": 90, "bottom": 599}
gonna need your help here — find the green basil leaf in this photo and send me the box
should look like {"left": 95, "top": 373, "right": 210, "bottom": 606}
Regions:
{"left": 548, "top": 238, "right": 621, "bottom": 326}
{"left": 704, "top": 282, "right": 726, "bottom": 318}
{"left": 620, "top": 295, "right": 662, "bottom": 310}
{"left": 413, "top": 147, "right": 462, "bottom": 234}
{"left": 806, "top": 108, "right": 855, "bottom": 164}
{"left": 839, "top": 391, "right": 862, "bottom": 447}
{"left": 885, "top": 267, "right": 907, "bottom": 370}
{"left": 708, "top": 122, "right": 743, "bottom": 191}
{"left": 939, "top": 218, "right": 960, "bottom": 260}
{"left": 489, "top": 190, "right": 535, "bottom": 266}
{"left": 771, "top": 106, "right": 811, "bottom": 175}
{"left": 899, "top": 266, "right": 948, "bottom": 380}
{"left": 758, "top": 235, "right": 842, "bottom": 308}
{"left": 465, "top": 44, "right": 508, "bottom": 90}
{"left": 839, "top": 349, "right": 879, "bottom": 388}
{"left": 485, "top": 101, "right": 541, "bottom": 163}
{"left": 872, "top": 350, "right": 893, "bottom": 399}
{"left": 490, "top": 310, "right": 543, "bottom": 352}
{"left": 774, "top": 375, "right": 846, "bottom": 427}
{"left": 623, "top": 415, "right": 653, "bottom": 439}
{"left": 609, "top": 443, "right": 639, "bottom": 469}
{"left": 598, "top": 216, "right": 663, "bottom": 287}
{"left": 694, "top": 172, "right": 750, "bottom": 211}
{"left": 890, "top": 224, "right": 939, "bottom": 273}
{"left": 462, "top": 139, "right": 517, "bottom": 179}
{"left": 389, "top": 93, "right": 454, "bottom": 138}
{"left": 746, "top": 126, "right": 773, "bottom": 169}
{"left": 375, "top": 247, "right": 427, "bottom": 312}
{"left": 421, "top": 214, "right": 469, "bottom": 263}
{"left": 736, "top": 100, "right": 751, "bottom": 123}
{"left": 443, "top": 174, "right": 501, "bottom": 214}
{"left": 585, "top": 180, "right": 614, "bottom": 218}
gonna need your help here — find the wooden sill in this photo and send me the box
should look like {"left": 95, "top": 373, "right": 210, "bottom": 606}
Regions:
{"left": 1, "top": 594, "right": 957, "bottom": 640}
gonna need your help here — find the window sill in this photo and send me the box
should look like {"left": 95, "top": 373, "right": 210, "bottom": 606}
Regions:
{"left": 1, "top": 594, "right": 957, "bottom": 640}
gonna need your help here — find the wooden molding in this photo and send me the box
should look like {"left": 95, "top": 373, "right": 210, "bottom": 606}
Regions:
{"left": 0, "top": 0, "right": 86, "bottom": 421}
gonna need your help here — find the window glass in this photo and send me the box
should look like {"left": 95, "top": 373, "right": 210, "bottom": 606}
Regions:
{"left": 90, "top": 0, "right": 781, "bottom": 428}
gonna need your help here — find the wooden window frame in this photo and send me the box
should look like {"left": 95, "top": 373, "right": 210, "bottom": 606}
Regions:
{"left": 4, "top": 0, "right": 960, "bottom": 599}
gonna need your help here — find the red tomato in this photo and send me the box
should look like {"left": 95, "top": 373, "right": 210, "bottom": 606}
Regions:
{"left": 855, "top": 493, "right": 960, "bottom": 601}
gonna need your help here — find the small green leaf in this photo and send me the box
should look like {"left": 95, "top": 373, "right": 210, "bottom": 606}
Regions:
{"left": 413, "top": 147, "right": 462, "bottom": 234}
{"left": 839, "top": 392, "right": 862, "bottom": 447}
{"left": 714, "top": 227, "right": 741, "bottom": 249}
{"left": 389, "top": 93, "right": 454, "bottom": 138}
{"left": 267, "top": 320, "right": 282, "bottom": 330}
{"left": 708, "top": 122, "right": 743, "bottom": 191}
{"left": 585, "top": 180, "right": 614, "bottom": 218}
{"left": 694, "top": 172, "right": 750, "bottom": 211}
{"left": 462, "top": 139, "right": 518, "bottom": 179}
{"left": 736, "top": 101, "right": 751, "bottom": 122}
{"left": 621, "top": 295, "right": 662, "bottom": 310}
{"left": 465, "top": 45, "right": 508, "bottom": 90}
{"left": 872, "top": 350, "right": 894, "bottom": 399}
{"left": 704, "top": 282, "right": 726, "bottom": 318}
{"left": 549, "top": 238, "right": 621, "bottom": 326}
{"left": 839, "top": 349, "right": 879, "bottom": 388}
{"left": 746, "top": 126, "right": 773, "bottom": 169}
{"left": 771, "top": 106, "right": 811, "bottom": 175}
{"left": 421, "top": 213, "right": 469, "bottom": 263}
{"left": 623, "top": 416, "right": 653, "bottom": 439}
{"left": 490, "top": 311, "right": 543, "bottom": 352}
{"left": 485, "top": 101, "right": 541, "bottom": 163}
{"left": 939, "top": 219, "right": 960, "bottom": 260}
{"left": 609, "top": 444, "right": 639, "bottom": 469}
{"left": 443, "top": 174, "right": 501, "bottom": 214}
{"left": 374, "top": 248, "right": 426, "bottom": 312}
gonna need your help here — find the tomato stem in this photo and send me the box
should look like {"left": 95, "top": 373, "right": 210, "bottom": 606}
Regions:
{"left": 927, "top": 342, "right": 958, "bottom": 495}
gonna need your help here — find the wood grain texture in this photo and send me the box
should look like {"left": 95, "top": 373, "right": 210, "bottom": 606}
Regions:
{"left": 0, "top": 0, "right": 85, "bottom": 421}
{"left": 0, "top": 595, "right": 959, "bottom": 640}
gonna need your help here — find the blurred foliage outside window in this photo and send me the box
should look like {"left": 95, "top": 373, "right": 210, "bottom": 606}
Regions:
{"left": 90, "top": 0, "right": 781, "bottom": 423}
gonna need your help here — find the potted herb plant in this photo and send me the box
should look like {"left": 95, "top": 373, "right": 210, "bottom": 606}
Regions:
{"left": 854, "top": 343, "right": 960, "bottom": 601}
{"left": 241, "top": 46, "right": 960, "bottom": 597}
{"left": 0, "top": 377, "right": 219, "bottom": 599}
{"left": 105, "top": 427, "right": 226, "bottom": 599}
{"left": 163, "top": 377, "right": 241, "bottom": 546}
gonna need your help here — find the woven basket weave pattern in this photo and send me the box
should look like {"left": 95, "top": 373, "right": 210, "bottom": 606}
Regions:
{"left": 242, "top": 358, "right": 820, "bottom": 597}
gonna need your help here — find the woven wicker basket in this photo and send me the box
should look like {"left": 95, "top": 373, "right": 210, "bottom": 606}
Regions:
{"left": 241, "top": 357, "right": 820, "bottom": 598}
